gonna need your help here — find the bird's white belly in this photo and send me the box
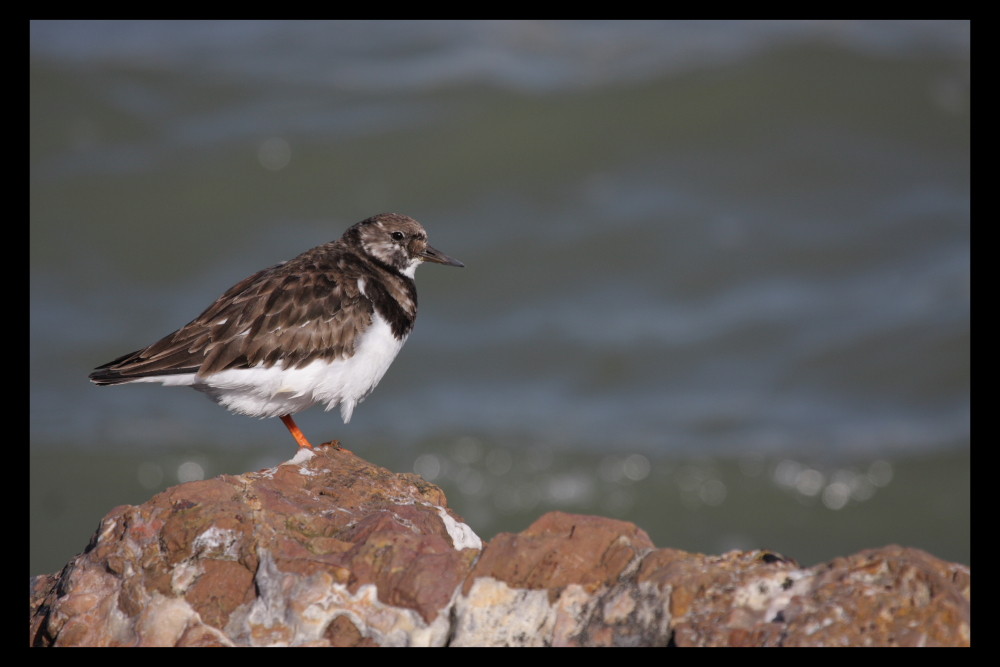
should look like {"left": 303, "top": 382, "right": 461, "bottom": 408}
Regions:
{"left": 180, "top": 311, "right": 406, "bottom": 422}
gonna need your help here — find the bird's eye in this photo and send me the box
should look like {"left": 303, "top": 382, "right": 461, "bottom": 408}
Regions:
{"left": 391, "top": 231, "right": 405, "bottom": 241}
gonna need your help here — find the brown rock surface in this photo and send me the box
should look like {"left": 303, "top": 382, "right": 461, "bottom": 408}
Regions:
{"left": 29, "top": 446, "right": 969, "bottom": 646}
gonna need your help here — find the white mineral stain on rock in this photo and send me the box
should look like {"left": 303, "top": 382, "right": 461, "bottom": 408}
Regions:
{"left": 225, "top": 549, "right": 453, "bottom": 646}
{"left": 433, "top": 505, "right": 483, "bottom": 551}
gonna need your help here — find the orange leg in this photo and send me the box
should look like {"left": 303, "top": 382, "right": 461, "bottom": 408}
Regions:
{"left": 280, "top": 414, "right": 313, "bottom": 449}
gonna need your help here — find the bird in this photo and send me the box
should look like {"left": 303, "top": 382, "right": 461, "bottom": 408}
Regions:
{"left": 90, "top": 213, "right": 464, "bottom": 449}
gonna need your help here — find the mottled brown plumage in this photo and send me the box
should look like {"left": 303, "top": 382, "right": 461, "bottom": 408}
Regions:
{"left": 90, "top": 213, "right": 463, "bottom": 448}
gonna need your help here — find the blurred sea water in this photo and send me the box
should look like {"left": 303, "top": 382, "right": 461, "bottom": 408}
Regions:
{"left": 30, "top": 20, "right": 969, "bottom": 575}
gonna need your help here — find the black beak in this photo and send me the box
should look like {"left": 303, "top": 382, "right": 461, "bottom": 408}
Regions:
{"left": 420, "top": 244, "right": 464, "bottom": 268}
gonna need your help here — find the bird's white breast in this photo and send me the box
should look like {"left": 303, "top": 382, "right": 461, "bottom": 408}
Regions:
{"left": 155, "top": 311, "right": 407, "bottom": 422}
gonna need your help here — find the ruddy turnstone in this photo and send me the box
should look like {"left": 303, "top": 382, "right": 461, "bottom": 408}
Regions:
{"left": 90, "top": 213, "right": 463, "bottom": 449}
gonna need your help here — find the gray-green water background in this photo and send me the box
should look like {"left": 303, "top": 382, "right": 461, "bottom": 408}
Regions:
{"left": 30, "top": 20, "right": 970, "bottom": 576}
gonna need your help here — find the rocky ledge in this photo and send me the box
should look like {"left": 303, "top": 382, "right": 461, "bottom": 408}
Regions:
{"left": 29, "top": 445, "right": 970, "bottom": 647}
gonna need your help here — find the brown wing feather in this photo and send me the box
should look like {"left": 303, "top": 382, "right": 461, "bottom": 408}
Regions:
{"left": 90, "top": 249, "right": 375, "bottom": 384}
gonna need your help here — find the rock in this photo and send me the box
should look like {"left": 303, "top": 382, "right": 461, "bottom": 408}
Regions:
{"left": 29, "top": 446, "right": 970, "bottom": 647}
